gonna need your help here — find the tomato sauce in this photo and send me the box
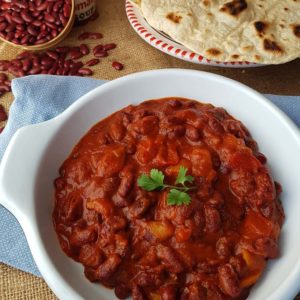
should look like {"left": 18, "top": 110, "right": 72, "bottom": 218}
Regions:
{"left": 53, "top": 98, "right": 284, "bottom": 299}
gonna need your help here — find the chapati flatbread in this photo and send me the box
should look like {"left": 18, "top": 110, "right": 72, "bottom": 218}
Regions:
{"left": 138, "top": 0, "right": 300, "bottom": 64}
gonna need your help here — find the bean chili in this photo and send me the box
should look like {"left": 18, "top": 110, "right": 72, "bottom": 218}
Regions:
{"left": 53, "top": 98, "right": 284, "bottom": 299}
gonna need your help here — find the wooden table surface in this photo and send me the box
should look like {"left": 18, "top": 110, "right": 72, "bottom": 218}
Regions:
{"left": 0, "top": 0, "right": 300, "bottom": 299}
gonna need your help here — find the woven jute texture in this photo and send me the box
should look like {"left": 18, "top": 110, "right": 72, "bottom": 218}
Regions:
{"left": 0, "top": 0, "right": 300, "bottom": 299}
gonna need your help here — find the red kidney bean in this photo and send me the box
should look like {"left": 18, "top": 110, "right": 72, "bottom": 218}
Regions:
{"left": 12, "top": 38, "right": 20, "bottom": 44}
{"left": 0, "top": 84, "right": 10, "bottom": 92}
{"left": 28, "top": 66, "right": 41, "bottom": 75}
{"left": 78, "top": 32, "right": 103, "bottom": 40}
{"left": 6, "top": 31, "right": 14, "bottom": 41}
{"left": 85, "top": 59, "right": 100, "bottom": 67}
{"left": 35, "top": 38, "right": 48, "bottom": 44}
{"left": 94, "top": 50, "right": 108, "bottom": 58}
{"left": 103, "top": 43, "right": 117, "bottom": 51}
{"left": 16, "top": 51, "right": 30, "bottom": 59}
{"left": 93, "top": 44, "right": 103, "bottom": 54}
{"left": 11, "top": 59, "right": 22, "bottom": 68}
{"left": 22, "top": 59, "right": 31, "bottom": 72}
{"left": 53, "top": 1, "right": 63, "bottom": 13}
{"left": 74, "top": 61, "right": 84, "bottom": 69}
{"left": 0, "top": 127, "right": 4, "bottom": 133}
{"left": 31, "top": 20, "right": 41, "bottom": 27}
{"left": 0, "top": 73, "right": 7, "bottom": 82}
{"left": 47, "top": 2, "right": 54, "bottom": 13}
{"left": 0, "top": 22, "right": 7, "bottom": 31}
{"left": 89, "top": 32, "right": 103, "bottom": 39}
{"left": 44, "top": 13, "right": 55, "bottom": 23}
{"left": 27, "top": 24, "right": 38, "bottom": 36}
{"left": 78, "top": 68, "right": 93, "bottom": 76}
{"left": 59, "top": 13, "right": 67, "bottom": 27}
{"left": 31, "top": 10, "right": 41, "bottom": 18}
{"left": 9, "top": 66, "right": 24, "bottom": 77}
{"left": 112, "top": 61, "right": 124, "bottom": 71}
{"left": 14, "top": 31, "right": 23, "bottom": 39}
{"left": 14, "top": 1, "right": 28, "bottom": 9}
{"left": 56, "top": 46, "right": 70, "bottom": 53}
{"left": 63, "top": 4, "right": 71, "bottom": 18}
{"left": 11, "top": 15, "right": 23, "bottom": 24}
{"left": 37, "top": 30, "right": 48, "bottom": 40}
{"left": 78, "top": 32, "right": 90, "bottom": 40}
{"left": 56, "top": 68, "right": 64, "bottom": 75}
{"left": 46, "top": 50, "right": 59, "bottom": 60}
{"left": 20, "top": 11, "right": 33, "bottom": 23}
{"left": 1, "top": 3, "right": 11, "bottom": 10}
{"left": 5, "top": 23, "right": 16, "bottom": 32}
{"left": 69, "top": 66, "right": 78, "bottom": 76}
{"left": 20, "top": 35, "right": 30, "bottom": 45}
{"left": 79, "top": 44, "right": 89, "bottom": 55}
{"left": 36, "top": 2, "right": 48, "bottom": 11}
{"left": 0, "top": 60, "right": 10, "bottom": 71}
{"left": 4, "top": 13, "right": 12, "bottom": 24}
{"left": 0, "top": 105, "right": 8, "bottom": 121}
{"left": 69, "top": 49, "right": 83, "bottom": 60}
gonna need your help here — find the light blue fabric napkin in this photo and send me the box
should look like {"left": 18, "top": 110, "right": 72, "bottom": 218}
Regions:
{"left": 0, "top": 75, "right": 299, "bottom": 277}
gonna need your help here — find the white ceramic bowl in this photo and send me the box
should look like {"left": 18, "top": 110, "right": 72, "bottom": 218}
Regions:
{"left": 0, "top": 69, "right": 300, "bottom": 300}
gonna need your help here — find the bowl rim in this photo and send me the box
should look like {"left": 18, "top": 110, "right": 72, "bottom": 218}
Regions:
{"left": 1, "top": 69, "right": 300, "bottom": 300}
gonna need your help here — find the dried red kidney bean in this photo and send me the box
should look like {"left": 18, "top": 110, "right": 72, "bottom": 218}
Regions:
{"left": 56, "top": 46, "right": 70, "bottom": 53}
{"left": 0, "top": 0, "right": 72, "bottom": 46}
{"left": 112, "top": 61, "right": 124, "bottom": 71}
{"left": 103, "top": 43, "right": 117, "bottom": 51}
{"left": 0, "top": 73, "right": 7, "bottom": 82}
{"left": 78, "top": 32, "right": 103, "bottom": 40}
{"left": 69, "top": 49, "right": 83, "bottom": 60}
{"left": 0, "top": 60, "right": 9, "bottom": 71}
{"left": 94, "top": 50, "right": 108, "bottom": 58}
{"left": 0, "top": 105, "right": 8, "bottom": 121}
{"left": 0, "top": 84, "right": 10, "bottom": 92}
{"left": 85, "top": 59, "right": 100, "bottom": 67}
{"left": 46, "top": 50, "right": 59, "bottom": 60}
{"left": 0, "top": 34, "right": 123, "bottom": 99}
{"left": 78, "top": 68, "right": 93, "bottom": 76}
{"left": 78, "top": 32, "right": 90, "bottom": 40}
{"left": 93, "top": 44, "right": 103, "bottom": 54}
{"left": 79, "top": 44, "right": 89, "bottom": 55}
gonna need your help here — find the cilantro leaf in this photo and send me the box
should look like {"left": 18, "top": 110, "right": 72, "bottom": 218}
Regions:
{"left": 167, "top": 189, "right": 191, "bottom": 206}
{"left": 137, "top": 166, "right": 195, "bottom": 206}
{"left": 150, "top": 169, "right": 164, "bottom": 186}
{"left": 137, "top": 169, "right": 164, "bottom": 191}
{"left": 175, "top": 166, "right": 194, "bottom": 185}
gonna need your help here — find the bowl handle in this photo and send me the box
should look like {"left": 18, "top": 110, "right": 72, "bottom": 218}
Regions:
{"left": 0, "top": 121, "right": 57, "bottom": 219}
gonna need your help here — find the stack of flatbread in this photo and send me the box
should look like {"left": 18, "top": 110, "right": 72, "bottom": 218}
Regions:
{"left": 130, "top": 0, "right": 300, "bottom": 64}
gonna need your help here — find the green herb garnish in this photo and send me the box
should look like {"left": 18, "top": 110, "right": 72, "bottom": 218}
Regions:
{"left": 137, "top": 166, "right": 195, "bottom": 206}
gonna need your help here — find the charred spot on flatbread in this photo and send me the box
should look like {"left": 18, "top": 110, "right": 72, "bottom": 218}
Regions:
{"left": 263, "top": 39, "right": 283, "bottom": 53}
{"left": 255, "top": 55, "right": 261, "bottom": 61}
{"left": 231, "top": 54, "right": 240, "bottom": 59}
{"left": 206, "top": 48, "right": 222, "bottom": 56}
{"left": 220, "top": 0, "right": 247, "bottom": 16}
{"left": 203, "top": 0, "right": 210, "bottom": 6}
{"left": 292, "top": 25, "right": 300, "bottom": 38}
{"left": 254, "top": 21, "right": 268, "bottom": 35}
{"left": 166, "top": 12, "right": 182, "bottom": 24}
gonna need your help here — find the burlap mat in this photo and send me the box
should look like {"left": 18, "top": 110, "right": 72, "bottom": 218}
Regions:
{"left": 0, "top": 0, "right": 299, "bottom": 299}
